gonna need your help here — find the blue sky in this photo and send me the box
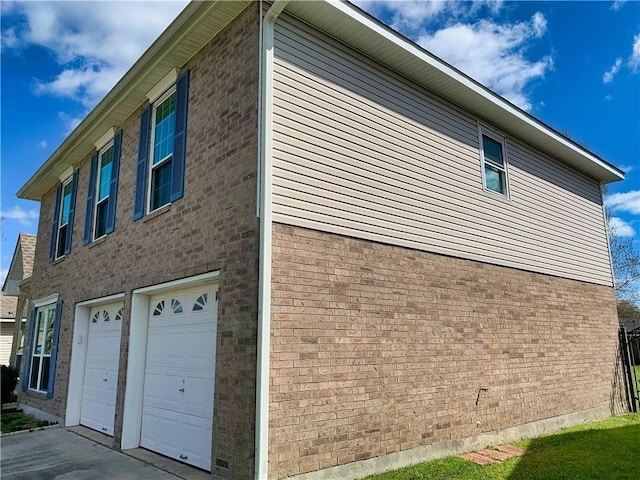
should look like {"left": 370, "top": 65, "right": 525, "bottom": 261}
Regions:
{"left": 1, "top": 1, "right": 639, "bottom": 296}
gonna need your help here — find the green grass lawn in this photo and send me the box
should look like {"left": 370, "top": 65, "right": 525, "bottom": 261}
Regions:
{"left": 363, "top": 413, "right": 640, "bottom": 480}
{"left": 0, "top": 411, "right": 51, "bottom": 434}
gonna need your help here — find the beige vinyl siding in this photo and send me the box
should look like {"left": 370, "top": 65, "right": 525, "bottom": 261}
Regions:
{"left": 271, "top": 16, "right": 613, "bottom": 286}
{"left": 0, "top": 322, "right": 14, "bottom": 366}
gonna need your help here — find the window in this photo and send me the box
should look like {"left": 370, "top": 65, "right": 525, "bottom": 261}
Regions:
{"left": 14, "top": 302, "right": 29, "bottom": 374}
{"left": 133, "top": 70, "right": 189, "bottom": 220}
{"left": 29, "top": 305, "right": 55, "bottom": 392}
{"left": 479, "top": 127, "right": 509, "bottom": 196}
{"left": 22, "top": 299, "right": 62, "bottom": 398}
{"left": 50, "top": 171, "right": 78, "bottom": 261}
{"left": 149, "top": 89, "right": 177, "bottom": 211}
{"left": 84, "top": 130, "right": 122, "bottom": 244}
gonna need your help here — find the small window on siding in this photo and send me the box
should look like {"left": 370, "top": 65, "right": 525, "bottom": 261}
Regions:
{"left": 479, "top": 126, "right": 509, "bottom": 197}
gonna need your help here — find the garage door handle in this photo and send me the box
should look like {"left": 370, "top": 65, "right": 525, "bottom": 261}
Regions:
{"left": 103, "top": 378, "right": 108, "bottom": 382}
{"left": 180, "top": 455, "right": 188, "bottom": 460}
{"left": 178, "top": 388, "right": 185, "bottom": 392}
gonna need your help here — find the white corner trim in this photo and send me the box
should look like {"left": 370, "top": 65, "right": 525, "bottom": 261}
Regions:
{"left": 256, "top": 2, "right": 290, "bottom": 479}
{"left": 33, "top": 293, "right": 59, "bottom": 308}
{"left": 94, "top": 127, "right": 116, "bottom": 150}
{"left": 59, "top": 166, "right": 75, "bottom": 182}
{"left": 145, "top": 68, "right": 179, "bottom": 102}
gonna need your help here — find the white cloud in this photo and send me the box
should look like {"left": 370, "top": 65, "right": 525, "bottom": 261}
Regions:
{"left": 38, "top": 140, "right": 47, "bottom": 149}
{"left": 2, "top": 1, "right": 188, "bottom": 106}
{"left": 612, "top": 0, "right": 627, "bottom": 11}
{"left": 1, "top": 206, "right": 39, "bottom": 226}
{"left": 416, "top": 13, "right": 553, "bottom": 111}
{"left": 630, "top": 34, "right": 640, "bottom": 73}
{"left": 618, "top": 164, "right": 634, "bottom": 173}
{"left": 603, "top": 58, "right": 622, "bottom": 84}
{"left": 605, "top": 190, "right": 640, "bottom": 215}
{"left": 354, "top": 0, "right": 504, "bottom": 34}
{"left": 609, "top": 217, "right": 635, "bottom": 237}
{"left": 605, "top": 94, "right": 614, "bottom": 101}
{"left": 58, "top": 112, "right": 84, "bottom": 136}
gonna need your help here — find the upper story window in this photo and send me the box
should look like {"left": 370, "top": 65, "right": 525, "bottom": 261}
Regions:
{"left": 50, "top": 170, "right": 78, "bottom": 261}
{"left": 150, "top": 89, "right": 177, "bottom": 211}
{"left": 96, "top": 144, "right": 114, "bottom": 237}
{"left": 83, "top": 130, "right": 122, "bottom": 245}
{"left": 133, "top": 69, "right": 190, "bottom": 220}
{"left": 479, "top": 126, "right": 509, "bottom": 197}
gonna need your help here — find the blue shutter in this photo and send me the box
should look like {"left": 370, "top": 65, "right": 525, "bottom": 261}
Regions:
{"left": 83, "top": 153, "right": 98, "bottom": 245}
{"left": 49, "top": 184, "right": 62, "bottom": 262}
{"left": 134, "top": 106, "right": 151, "bottom": 220}
{"left": 169, "top": 70, "right": 189, "bottom": 203}
{"left": 46, "top": 300, "right": 63, "bottom": 399}
{"left": 105, "top": 130, "right": 122, "bottom": 234}
{"left": 21, "top": 309, "right": 36, "bottom": 392}
{"left": 64, "top": 170, "right": 79, "bottom": 255}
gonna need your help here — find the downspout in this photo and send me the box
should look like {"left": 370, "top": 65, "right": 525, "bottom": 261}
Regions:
{"left": 256, "top": 1, "right": 290, "bottom": 479}
{"left": 599, "top": 182, "right": 616, "bottom": 291}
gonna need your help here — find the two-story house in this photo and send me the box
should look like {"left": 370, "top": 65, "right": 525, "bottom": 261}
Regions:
{"left": 15, "top": 2, "right": 626, "bottom": 479}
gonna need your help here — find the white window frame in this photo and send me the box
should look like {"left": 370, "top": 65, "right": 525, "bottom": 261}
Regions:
{"left": 15, "top": 302, "right": 29, "bottom": 373}
{"left": 55, "top": 175, "right": 74, "bottom": 259}
{"left": 146, "top": 86, "right": 177, "bottom": 214}
{"left": 93, "top": 140, "right": 115, "bottom": 241}
{"left": 29, "top": 303, "right": 56, "bottom": 393}
{"left": 478, "top": 124, "right": 510, "bottom": 198}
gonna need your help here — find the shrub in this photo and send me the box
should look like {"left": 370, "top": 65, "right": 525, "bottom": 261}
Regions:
{"left": 1, "top": 365, "right": 19, "bottom": 404}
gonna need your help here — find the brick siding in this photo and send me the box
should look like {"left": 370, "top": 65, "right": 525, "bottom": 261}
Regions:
{"left": 20, "top": 5, "right": 260, "bottom": 479}
{"left": 269, "top": 223, "right": 622, "bottom": 478}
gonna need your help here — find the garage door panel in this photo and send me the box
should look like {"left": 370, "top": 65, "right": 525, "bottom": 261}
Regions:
{"left": 80, "top": 302, "right": 122, "bottom": 436}
{"left": 141, "top": 406, "right": 182, "bottom": 458}
{"left": 141, "top": 285, "right": 217, "bottom": 470}
{"left": 181, "top": 418, "right": 213, "bottom": 470}
{"left": 143, "top": 371, "right": 184, "bottom": 410}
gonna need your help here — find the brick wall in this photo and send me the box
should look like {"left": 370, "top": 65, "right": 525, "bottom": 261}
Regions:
{"left": 269, "top": 223, "right": 622, "bottom": 478}
{"left": 20, "top": 5, "right": 260, "bottom": 479}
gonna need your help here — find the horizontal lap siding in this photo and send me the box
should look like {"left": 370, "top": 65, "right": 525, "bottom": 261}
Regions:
{"left": 272, "top": 17, "right": 612, "bottom": 286}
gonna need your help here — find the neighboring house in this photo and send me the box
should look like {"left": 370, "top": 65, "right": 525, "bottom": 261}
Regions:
{"left": 1, "top": 233, "right": 36, "bottom": 370}
{"left": 0, "top": 294, "right": 17, "bottom": 365}
{"left": 14, "top": 2, "right": 626, "bottom": 479}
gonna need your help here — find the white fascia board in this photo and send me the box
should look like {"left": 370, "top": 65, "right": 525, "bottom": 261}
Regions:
{"left": 76, "top": 292, "right": 125, "bottom": 308}
{"left": 133, "top": 271, "right": 219, "bottom": 295}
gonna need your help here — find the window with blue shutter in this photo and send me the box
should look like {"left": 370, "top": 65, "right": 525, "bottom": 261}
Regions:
{"left": 23, "top": 300, "right": 62, "bottom": 397}
{"left": 21, "top": 309, "right": 36, "bottom": 392}
{"left": 84, "top": 130, "right": 123, "bottom": 242}
{"left": 133, "top": 69, "right": 189, "bottom": 219}
{"left": 50, "top": 171, "right": 78, "bottom": 260}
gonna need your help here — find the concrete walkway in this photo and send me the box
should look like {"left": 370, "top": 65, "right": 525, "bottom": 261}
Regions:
{"left": 1, "top": 426, "right": 190, "bottom": 480}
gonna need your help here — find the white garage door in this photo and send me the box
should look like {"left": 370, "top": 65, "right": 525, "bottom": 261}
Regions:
{"left": 80, "top": 302, "right": 123, "bottom": 436}
{"left": 141, "top": 284, "right": 217, "bottom": 471}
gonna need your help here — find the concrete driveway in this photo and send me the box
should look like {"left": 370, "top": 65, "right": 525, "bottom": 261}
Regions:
{"left": 1, "top": 427, "right": 198, "bottom": 480}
